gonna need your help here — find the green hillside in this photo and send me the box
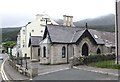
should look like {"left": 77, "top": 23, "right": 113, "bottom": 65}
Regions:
{"left": 2, "top": 14, "right": 115, "bottom": 42}
{"left": 77, "top": 25, "right": 115, "bottom": 32}
{"left": 2, "top": 28, "right": 21, "bottom": 42}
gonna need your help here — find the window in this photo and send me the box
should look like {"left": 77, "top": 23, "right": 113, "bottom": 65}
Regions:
{"left": 32, "top": 30, "right": 34, "bottom": 32}
{"left": 23, "top": 45, "right": 25, "bottom": 47}
{"left": 73, "top": 47, "right": 74, "bottom": 56}
{"left": 97, "top": 48, "right": 101, "bottom": 54}
{"left": 41, "top": 30, "right": 43, "bottom": 33}
{"left": 43, "top": 46, "right": 46, "bottom": 57}
{"left": 38, "top": 48, "right": 40, "bottom": 56}
{"left": 23, "top": 30, "right": 25, "bottom": 35}
{"left": 62, "top": 46, "right": 66, "bottom": 58}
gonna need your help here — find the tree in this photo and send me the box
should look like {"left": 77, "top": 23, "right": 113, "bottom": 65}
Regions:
{"left": 3, "top": 41, "right": 16, "bottom": 52}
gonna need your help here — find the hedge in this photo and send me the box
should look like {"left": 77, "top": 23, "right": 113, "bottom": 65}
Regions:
{"left": 72, "top": 53, "right": 115, "bottom": 66}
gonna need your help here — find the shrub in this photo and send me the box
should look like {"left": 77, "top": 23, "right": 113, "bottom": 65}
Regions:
{"left": 71, "top": 53, "right": 115, "bottom": 66}
{"left": 83, "top": 53, "right": 115, "bottom": 64}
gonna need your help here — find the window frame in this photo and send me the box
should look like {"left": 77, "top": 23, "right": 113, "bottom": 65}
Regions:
{"left": 43, "top": 46, "right": 46, "bottom": 57}
{"left": 62, "top": 46, "right": 66, "bottom": 58}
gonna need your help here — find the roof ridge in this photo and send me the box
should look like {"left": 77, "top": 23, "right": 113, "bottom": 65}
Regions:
{"left": 70, "top": 30, "right": 82, "bottom": 42}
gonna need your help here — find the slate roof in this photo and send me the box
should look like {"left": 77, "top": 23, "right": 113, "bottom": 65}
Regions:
{"left": 47, "top": 25, "right": 84, "bottom": 43}
{"left": 46, "top": 25, "right": 115, "bottom": 46}
{"left": 29, "top": 36, "right": 43, "bottom": 46}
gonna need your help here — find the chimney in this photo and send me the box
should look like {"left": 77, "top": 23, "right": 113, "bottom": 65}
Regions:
{"left": 63, "top": 15, "right": 74, "bottom": 27}
{"left": 36, "top": 14, "right": 42, "bottom": 20}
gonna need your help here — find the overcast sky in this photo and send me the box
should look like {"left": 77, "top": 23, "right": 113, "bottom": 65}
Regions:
{"left": 0, "top": 0, "right": 115, "bottom": 28}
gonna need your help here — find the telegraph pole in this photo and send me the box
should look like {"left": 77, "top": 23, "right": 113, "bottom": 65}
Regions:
{"left": 115, "top": 0, "right": 119, "bottom": 64}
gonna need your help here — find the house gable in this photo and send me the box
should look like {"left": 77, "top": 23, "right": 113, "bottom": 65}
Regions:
{"left": 42, "top": 26, "right": 52, "bottom": 43}
{"left": 76, "top": 29, "right": 98, "bottom": 45}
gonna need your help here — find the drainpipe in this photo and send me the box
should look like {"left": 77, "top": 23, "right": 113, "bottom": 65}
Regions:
{"left": 67, "top": 44, "right": 69, "bottom": 63}
{"left": 29, "top": 33, "right": 32, "bottom": 60}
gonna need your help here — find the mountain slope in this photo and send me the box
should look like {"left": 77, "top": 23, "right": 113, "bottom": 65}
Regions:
{"left": 74, "top": 14, "right": 115, "bottom": 26}
{"left": 56, "top": 14, "right": 115, "bottom": 32}
{"left": 2, "top": 14, "right": 115, "bottom": 42}
{"left": 2, "top": 27, "right": 21, "bottom": 42}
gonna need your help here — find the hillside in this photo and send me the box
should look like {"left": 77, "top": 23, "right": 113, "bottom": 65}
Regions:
{"left": 2, "top": 27, "right": 21, "bottom": 33}
{"left": 74, "top": 14, "right": 115, "bottom": 26}
{"left": 2, "top": 27, "right": 21, "bottom": 42}
{"left": 56, "top": 14, "right": 115, "bottom": 32}
{"left": 2, "top": 14, "right": 115, "bottom": 42}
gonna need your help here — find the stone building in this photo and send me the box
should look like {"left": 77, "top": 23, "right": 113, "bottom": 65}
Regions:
{"left": 28, "top": 15, "right": 115, "bottom": 64}
{"left": 27, "top": 23, "right": 115, "bottom": 64}
{"left": 29, "top": 36, "right": 42, "bottom": 61}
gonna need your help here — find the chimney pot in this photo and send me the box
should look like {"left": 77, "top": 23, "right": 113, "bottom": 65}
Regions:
{"left": 63, "top": 15, "right": 74, "bottom": 27}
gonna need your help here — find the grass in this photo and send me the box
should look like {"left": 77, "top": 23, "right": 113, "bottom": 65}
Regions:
{"left": 88, "top": 60, "right": 120, "bottom": 70}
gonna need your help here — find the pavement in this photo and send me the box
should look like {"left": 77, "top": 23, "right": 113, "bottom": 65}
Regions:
{"left": 1, "top": 57, "right": 119, "bottom": 80}
{"left": 74, "top": 65, "right": 119, "bottom": 77}
{"left": 1, "top": 57, "right": 29, "bottom": 80}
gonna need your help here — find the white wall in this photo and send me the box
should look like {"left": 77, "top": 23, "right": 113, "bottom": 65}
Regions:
{"left": 18, "top": 13, "right": 59, "bottom": 58}
{"left": 12, "top": 47, "right": 17, "bottom": 56}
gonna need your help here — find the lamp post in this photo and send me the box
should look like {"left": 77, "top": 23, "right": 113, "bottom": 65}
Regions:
{"left": 20, "top": 58, "right": 23, "bottom": 67}
{"left": 17, "top": 52, "right": 19, "bottom": 65}
{"left": 25, "top": 53, "right": 28, "bottom": 70}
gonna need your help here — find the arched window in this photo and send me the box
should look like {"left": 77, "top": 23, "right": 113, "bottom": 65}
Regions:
{"left": 97, "top": 48, "right": 101, "bottom": 54}
{"left": 43, "top": 46, "right": 46, "bottom": 57}
{"left": 73, "top": 47, "right": 74, "bottom": 56}
{"left": 38, "top": 48, "right": 40, "bottom": 56}
{"left": 62, "top": 46, "right": 66, "bottom": 58}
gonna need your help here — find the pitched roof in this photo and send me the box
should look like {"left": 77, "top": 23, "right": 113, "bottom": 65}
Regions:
{"left": 47, "top": 25, "right": 84, "bottom": 43}
{"left": 46, "top": 25, "right": 115, "bottom": 46}
{"left": 29, "top": 36, "right": 43, "bottom": 46}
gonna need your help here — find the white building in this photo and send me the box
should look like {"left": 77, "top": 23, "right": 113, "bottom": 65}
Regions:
{"left": 16, "top": 13, "right": 59, "bottom": 58}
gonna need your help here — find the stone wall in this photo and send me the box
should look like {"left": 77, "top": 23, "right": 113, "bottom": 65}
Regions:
{"left": 39, "top": 36, "right": 114, "bottom": 64}
{"left": 51, "top": 44, "right": 68, "bottom": 64}
{"left": 39, "top": 43, "right": 51, "bottom": 64}
{"left": 75, "top": 37, "right": 103, "bottom": 56}
{"left": 31, "top": 47, "right": 39, "bottom": 61}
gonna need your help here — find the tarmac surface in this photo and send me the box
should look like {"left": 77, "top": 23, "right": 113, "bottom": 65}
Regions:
{"left": 1, "top": 54, "right": 119, "bottom": 81}
{"left": 33, "top": 68, "right": 118, "bottom": 80}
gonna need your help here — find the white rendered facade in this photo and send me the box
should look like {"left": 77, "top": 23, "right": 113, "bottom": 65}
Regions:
{"left": 18, "top": 13, "right": 59, "bottom": 58}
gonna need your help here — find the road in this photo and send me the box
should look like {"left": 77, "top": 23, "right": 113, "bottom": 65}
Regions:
{"left": 33, "top": 68, "right": 118, "bottom": 80}
{"left": 0, "top": 53, "right": 7, "bottom": 81}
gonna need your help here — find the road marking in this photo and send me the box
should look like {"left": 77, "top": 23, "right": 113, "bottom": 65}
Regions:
{"left": 38, "top": 68, "right": 70, "bottom": 76}
{"left": 73, "top": 66, "right": 118, "bottom": 76}
{"left": 1, "top": 57, "right": 9, "bottom": 80}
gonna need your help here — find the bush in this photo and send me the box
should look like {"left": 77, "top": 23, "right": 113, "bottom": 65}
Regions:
{"left": 83, "top": 53, "right": 115, "bottom": 64}
{"left": 71, "top": 53, "right": 115, "bottom": 66}
{"left": 73, "top": 57, "right": 84, "bottom": 66}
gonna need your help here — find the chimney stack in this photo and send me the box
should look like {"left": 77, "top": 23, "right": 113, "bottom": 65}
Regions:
{"left": 63, "top": 15, "right": 74, "bottom": 27}
{"left": 36, "top": 14, "right": 43, "bottom": 20}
